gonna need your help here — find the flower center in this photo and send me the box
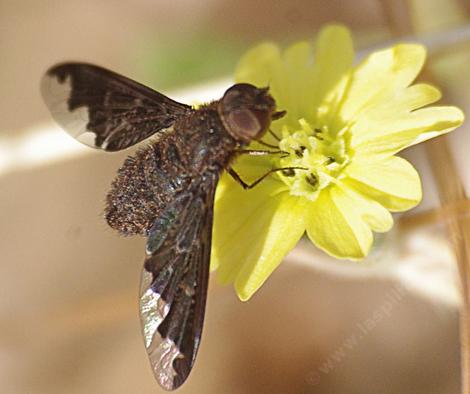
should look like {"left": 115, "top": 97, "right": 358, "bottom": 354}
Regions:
{"left": 277, "top": 119, "right": 350, "bottom": 201}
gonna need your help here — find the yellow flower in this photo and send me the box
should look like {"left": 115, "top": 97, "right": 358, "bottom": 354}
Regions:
{"left": 212, "top": 25, "right": 464, "bottom": 301}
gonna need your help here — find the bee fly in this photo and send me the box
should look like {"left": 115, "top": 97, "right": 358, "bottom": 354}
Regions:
{"left": 41, "top": 63, "right": 286, "bottom": 390}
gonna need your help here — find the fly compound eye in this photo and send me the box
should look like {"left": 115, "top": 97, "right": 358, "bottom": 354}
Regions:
{"left": 225, "top": 108, "right": 263, "bottom": 142}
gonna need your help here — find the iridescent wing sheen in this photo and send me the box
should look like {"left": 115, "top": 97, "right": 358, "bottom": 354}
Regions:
{"left": 139, "top": 170, "right": 218, "bottom": 390}
{"left": 40, "top": 63, "right": 191, "bottom": 151}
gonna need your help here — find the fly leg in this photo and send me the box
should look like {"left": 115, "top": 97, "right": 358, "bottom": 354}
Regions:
{"left": 226, "top": 166, "right": 307, "bottom": 190}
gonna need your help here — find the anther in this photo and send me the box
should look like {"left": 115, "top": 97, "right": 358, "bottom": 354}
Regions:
{"left": 313, "top": 128, "right": 324, "bottom": 141}
{"left": 295, "top": 145, "right": 306, "bottom": 158}
{"left": 305, "top": 173, "right": 318, "bottom": 187}
{"left": 282, "top": 168, "right": 296, "bottom": 177}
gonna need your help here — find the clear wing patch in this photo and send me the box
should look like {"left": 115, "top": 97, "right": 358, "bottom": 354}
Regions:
{"left": 40, "top": 63, "right": 190, "bottom": 151}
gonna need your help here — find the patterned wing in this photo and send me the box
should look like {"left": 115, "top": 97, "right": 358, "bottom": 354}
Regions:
{"left": 41, "top": 63, "right": 191, "bottom": 151}
{"left": 139, "top": 171, "right": 218, "bottom": 390}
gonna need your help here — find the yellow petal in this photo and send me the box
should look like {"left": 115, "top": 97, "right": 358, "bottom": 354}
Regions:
{"left": 337, "top": 44, "right": 426, "bottom": 125}
{"left": 235, "top": 42, "right": 281, "bottom": 88}
{"left": 340, "top": 183, "right": 394, "bottom": 232}
{"left": 344, "top": 156, "right": 422, "bottom": 211}
{"left": 280, "top": 41, "right": 315, "bottom": 124}
{"left": 235, "top": 26, "right": 354, "bottom": 132}
{"left": 212, "top": 174, "right": 306, "bottom": 301}
{"left": 312, "top": 25, "right": 354, "bottom": 125}
{"left": 352, "top": 106, "right": 464, "bottom": 157}
{"left": 306, "top": 187, "right": 373, "bottom": 259}
{"left": 350, "top": 83, "right": 441, "bottom": 146}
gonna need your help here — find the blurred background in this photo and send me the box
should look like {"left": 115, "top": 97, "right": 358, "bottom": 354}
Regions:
{"left": 1, "top": 0, "right": 470, "bottom": 393}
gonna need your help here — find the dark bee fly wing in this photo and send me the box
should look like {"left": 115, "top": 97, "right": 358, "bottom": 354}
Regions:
{"left": 139, "top": 171, "right": 218, "bottom": 390}
{"left": 40, "top": 63, "right": 191, "bottom": 151}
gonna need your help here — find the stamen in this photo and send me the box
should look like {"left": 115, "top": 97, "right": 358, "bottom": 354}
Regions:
{"left": 305, "top": 173, "right": 318, "bottom": 187}
{"left": 313, "top": 128, "right": 324, "bottom": 140}
{"left": 276, "top": 118, "right": 350, "bottom": 201}
{"left": 294, "top": 146, "right": 305, "bottom": 158}
{"left": 282, "top": 168, "right": 295, "bottom": 177}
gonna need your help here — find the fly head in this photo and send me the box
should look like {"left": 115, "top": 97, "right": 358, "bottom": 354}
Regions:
{"left": 218, "top": 83, "right": 279, "bottom": 144}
